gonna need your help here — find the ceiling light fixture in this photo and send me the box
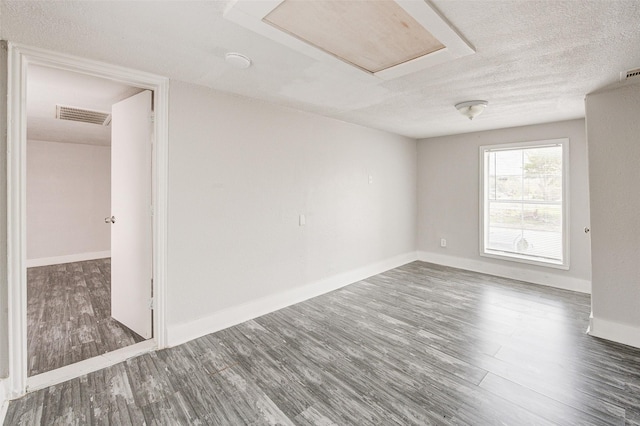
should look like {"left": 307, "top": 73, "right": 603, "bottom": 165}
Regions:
{"left": 225, "top": 52, "right": 252, "bottom": 69}
{"left": 455, "top": 100, "right": 488, "bottom": 120}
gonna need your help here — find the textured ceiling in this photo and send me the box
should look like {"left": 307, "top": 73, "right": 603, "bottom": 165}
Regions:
{"left": 3, "top": 1, "right": 640, "bottom": 139}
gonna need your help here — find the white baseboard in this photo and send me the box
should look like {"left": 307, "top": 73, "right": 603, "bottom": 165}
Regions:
{"left": 166, "top": 251, "right": 418, "bottom": 347}
{"left": 416, "top": 251, "right": 591, "bottom": 294}
{"left": 26, "top": 251, "right": 111, "bottom": 268}
{"left": 588, "top": 315, "right": 640, "bottom": 349}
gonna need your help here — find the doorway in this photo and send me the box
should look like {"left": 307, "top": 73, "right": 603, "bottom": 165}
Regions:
{"left": 7, "top": 43, "right": 168, "bottom": 398}
{"left": 25, "top": 65, "right": 151, "bottom": 376}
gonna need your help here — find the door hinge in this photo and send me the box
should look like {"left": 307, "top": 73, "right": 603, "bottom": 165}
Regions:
{"left": 149, "top": 278, "right": 154, "bottom": 310}
{"left": 150, "top": 205, "right": 154, "bottom": 216}
{"left": 150, "top": 112, "right": 155, "bottom": 123}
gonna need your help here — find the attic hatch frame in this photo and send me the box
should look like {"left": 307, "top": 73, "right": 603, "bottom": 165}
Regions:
{"left": 6, "top": 42, "right": 169, "bottom": 399}
{"left": 224, "top": 0, "right": 475, "bottom": 81}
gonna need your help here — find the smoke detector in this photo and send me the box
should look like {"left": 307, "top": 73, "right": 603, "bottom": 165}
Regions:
{"left": 56, "top": 105, "right": 111, "bottom": 126}
{"left": 225, "top": 52, "right": 252, "bottom": 69}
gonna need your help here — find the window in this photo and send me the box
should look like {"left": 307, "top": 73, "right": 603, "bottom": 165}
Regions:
{"left": 480, "top": 139, "right": 569, "bottom": 269}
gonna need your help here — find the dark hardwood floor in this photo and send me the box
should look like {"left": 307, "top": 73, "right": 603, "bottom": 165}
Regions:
{"left": 8, "top": 261, "right": 640, "bottom": 424}
{"left": 27, "top": 259, "right": 145, "bottom": 377}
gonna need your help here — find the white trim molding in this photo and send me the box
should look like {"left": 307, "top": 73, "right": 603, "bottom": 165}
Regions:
{"left": 167, "top": 252, "right": 418, "bottom": 347}
{"left": 26, "top": 251, "right": 111, "bottom": 268}
{"left": 417, "top": 251, "right": 591, "bottom": 294}
{"left": 6, "top": 43, "right": 169, "bottom": 398}
{"left": 7, "top": 40, "right": 29, "bottom": 400}
{"left": 588, "top": 315, "right": 640, "bottom": 349}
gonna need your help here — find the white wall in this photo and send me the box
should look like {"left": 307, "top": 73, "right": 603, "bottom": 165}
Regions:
{"left": 167, "top": 81, "right": 417, "bottom": 342}
{"left": 586, "top": 82, "right": 640, "bottom": 348}
{"left": 27, "top": 140, "right": 111, "bottom": 264}
{"left": 417, "top": 119, "right": 591, "bottom": 293}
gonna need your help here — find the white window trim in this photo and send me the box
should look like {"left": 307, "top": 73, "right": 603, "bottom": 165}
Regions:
{"left": 478, "top": 138, "right": 570, "bottom": 270}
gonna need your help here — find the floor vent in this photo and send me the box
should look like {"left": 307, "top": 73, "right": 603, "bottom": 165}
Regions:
{"left": 56, "top": 105, "right": 111, "bottom": 126}
{"left": 621, "top": 67, "right": 640, "bottom": 81}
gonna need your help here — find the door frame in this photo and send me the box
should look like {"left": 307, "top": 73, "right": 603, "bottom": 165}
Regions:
{"left": 6, "top": 43, "right": 169, "bottom": 398}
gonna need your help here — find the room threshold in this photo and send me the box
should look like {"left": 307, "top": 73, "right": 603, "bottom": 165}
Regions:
{"left": 25, "top": 340, "right": 156, "bottom": 394}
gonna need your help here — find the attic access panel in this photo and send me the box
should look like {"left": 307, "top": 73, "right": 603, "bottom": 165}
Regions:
{"left": 224, "top": 0, "right": 474, "bottom": 80}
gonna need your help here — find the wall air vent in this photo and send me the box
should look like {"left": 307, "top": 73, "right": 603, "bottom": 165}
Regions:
{"left": 621, "top": 67, "right": 640, "bottom": 81}
{"left": 56, "top": 105, "right": 111, "bottom": 126}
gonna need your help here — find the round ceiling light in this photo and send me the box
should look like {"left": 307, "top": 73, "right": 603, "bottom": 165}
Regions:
{"left": 455, "top": 100, "right": 488, "bottom": 120}
{"left": 225, "top": 52, "right": 252, "bottom": 69}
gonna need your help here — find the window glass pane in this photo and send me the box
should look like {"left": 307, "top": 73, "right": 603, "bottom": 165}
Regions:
{"left": 522, "top": 204, "right": 561, "bottom": 233}
{"left": 487, "top": 152, "right": 496, "bottom": 200}
{"left": 494, "top": 150, "right": 522, "bottom": 200}
{"left": 523, "top": 146, "right": 562, "bottom": 202}
{"left": 521, "top": 204, "right": 563, "bottom": 261}
{"left": 487, "top": 202, "right": 563, "bottom": 261}
{"left": 488, "top": 152, "right": 496, "bottom": 175}
{"left": 488, "top": 175, "right": 496, "bottom": 200}
{"left": 495, "top": 175, "right": 521, "bottom": 200}
{"left": 487, "top": 201, "right": 522, "bottom": 252}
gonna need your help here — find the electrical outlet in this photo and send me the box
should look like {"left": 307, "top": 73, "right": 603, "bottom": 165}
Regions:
{"left": 440, "top": 238, "right": 447, "bottom": 248}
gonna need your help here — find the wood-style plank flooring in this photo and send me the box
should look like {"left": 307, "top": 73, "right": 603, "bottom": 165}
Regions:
{"left": 9, "top": 261, "right": 640, "bottom": 424}
{"left": 27, "top": 259, "right": 145, "bottom": 377}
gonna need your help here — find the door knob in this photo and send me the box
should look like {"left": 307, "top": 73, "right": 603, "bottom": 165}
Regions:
{"left": 105, "top": 216, "right": 116, "bottom": 224}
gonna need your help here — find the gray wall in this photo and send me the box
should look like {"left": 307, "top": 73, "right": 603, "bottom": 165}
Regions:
{"left": 167, "top": 81, "right": 417, "bottom": 329}
{"left": 27, "top": 140, "right": 111, "bottom": 262}
{"left": 417, "top": 119, "right": 592, "bottom": 293}
{"left": 0, "top": 64, "right": 418, "bottom": 385}
{"left": 586, "top": 81, "right": 640, "bottom": 347}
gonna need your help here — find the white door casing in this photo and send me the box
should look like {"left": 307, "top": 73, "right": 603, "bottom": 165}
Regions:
{"left": 6, "top": 43, "right": 169, "bottom": 398}
{"left": 111, "top": 90, "right": 153, "bottom": 339}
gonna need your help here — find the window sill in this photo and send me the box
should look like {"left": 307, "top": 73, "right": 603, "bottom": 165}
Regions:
{"left": 480, "top": 250, "right": 569, "bottom": 270}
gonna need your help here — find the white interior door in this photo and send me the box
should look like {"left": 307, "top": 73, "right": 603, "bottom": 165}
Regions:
{"left": 110, "top": 90, "right": 153, "bottom": 339}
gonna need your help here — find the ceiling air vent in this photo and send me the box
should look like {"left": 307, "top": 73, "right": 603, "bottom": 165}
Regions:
{"left": 621, "top": 67, "right": 640, "bottom": 82}
{"left": 56, "top": 105, "right": 111, "bottom": 126}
